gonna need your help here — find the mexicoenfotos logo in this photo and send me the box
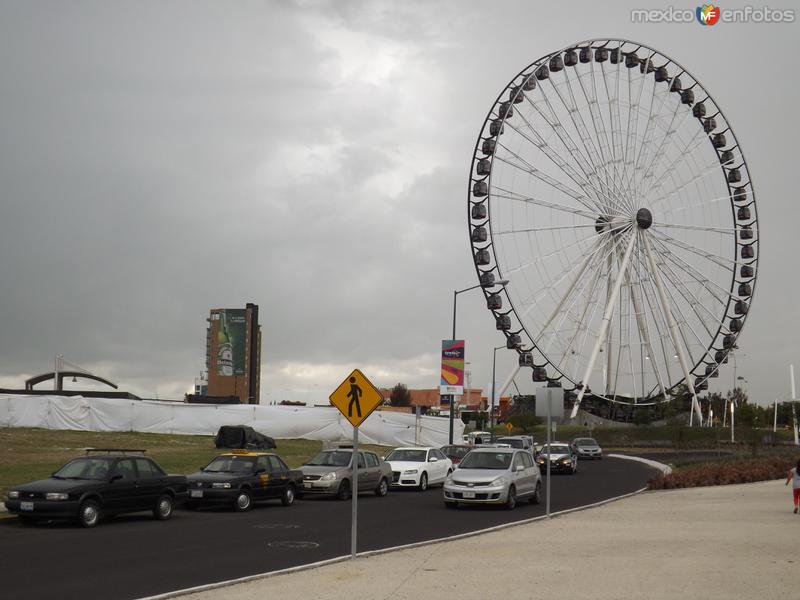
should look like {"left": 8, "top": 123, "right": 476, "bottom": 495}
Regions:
{"left": 697, "top": 4, "right": 721, "bottom": 25}
{"left": 631, "top": 5, "right": 795, "bottom": 23}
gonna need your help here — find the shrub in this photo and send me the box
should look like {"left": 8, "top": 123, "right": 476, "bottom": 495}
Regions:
{"left": 648, "top": 456, "right": 796, "bottom": 490}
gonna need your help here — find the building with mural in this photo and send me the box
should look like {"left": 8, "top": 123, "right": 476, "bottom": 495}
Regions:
{"left": 205, "top": 303, "right": 261, "bottom": 404}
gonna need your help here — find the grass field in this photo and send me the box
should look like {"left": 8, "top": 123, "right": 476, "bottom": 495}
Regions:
{"left": 0, "top": 428, "right": 390, "bottom": 500}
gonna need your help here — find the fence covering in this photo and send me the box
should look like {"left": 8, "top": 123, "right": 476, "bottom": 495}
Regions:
{"left": 0, "top": 394, "right": 462, "bottom": 447}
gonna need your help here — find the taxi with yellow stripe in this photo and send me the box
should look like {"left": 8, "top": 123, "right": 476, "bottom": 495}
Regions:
{"left": 185, "top": 450, "right": 303, "bottom": 511}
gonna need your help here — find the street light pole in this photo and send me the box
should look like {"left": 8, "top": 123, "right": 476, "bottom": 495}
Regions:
{"left": 448, "top": 279, "right": 508, "bottom": 444}
{"left": 491, "top": 345, "right": 505, "bottom": 431}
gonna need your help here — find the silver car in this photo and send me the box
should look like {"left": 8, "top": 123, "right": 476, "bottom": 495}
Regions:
{"left": 571, "top": 437, "right": 603, "bottom": 460}
{"left": 443, "top": 447, "right": 541, "bottom": 510}
{"left": 299, "top": 448, "right": 392, "bottom": 500}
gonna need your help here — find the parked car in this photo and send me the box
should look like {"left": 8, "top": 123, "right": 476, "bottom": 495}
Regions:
{"left": 443, "top": 447, "right": 541, "bottom": 510}
{"left": 384, "top": 447, "right": 453, "bottom": 490}
{"left": 299, "top": 447, "right": 391, "bottom": 500}
{"left": 536, "top": 442, "right": 578, "bottom": 474}
{"left": 440, "top": 444, "right": 473, "bottom": 466}
{"left": 494, "top": 435, "right": 534, "bottom": 452}
{"left": 4, "top": 449, "right": 188, "bottom": 527}
{"left": 185, "top": 450, "right": 303, "bottom": 511}
{"left": 571, "top": 437, "right": 603, "bottom": 460}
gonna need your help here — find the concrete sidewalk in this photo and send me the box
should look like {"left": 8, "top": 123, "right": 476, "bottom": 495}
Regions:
{"left": 171, "top": 480, "right": 798, "bottom": 600}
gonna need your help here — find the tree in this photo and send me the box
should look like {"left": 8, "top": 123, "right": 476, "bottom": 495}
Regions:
{"left": 390, "top": 383, "right": 412, "bottom": 407}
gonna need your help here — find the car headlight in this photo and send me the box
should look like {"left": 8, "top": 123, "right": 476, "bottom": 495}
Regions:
{"left": 45, "top": 492, "right": 69, "bottom": 500}
{"left": 211, "top": 482, "right": 231, "bottom": 489}
{"left": 560, "top": 458, "right": 571, "bottom": 464}
{"left": 8, "top": 491, "right": 19, "bottom": 499}
{"left": 491, "top": 476, "right": 509, "bottom": 487}
{"left": 403, "top": 469, "right": 418, "bottom": 475}
{"left": 321, "top": 472, "right": 337, "bottom": 481}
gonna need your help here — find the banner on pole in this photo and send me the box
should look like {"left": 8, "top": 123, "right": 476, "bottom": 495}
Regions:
{"left": 440, "top": 340, "right": 465, "bottom": 395}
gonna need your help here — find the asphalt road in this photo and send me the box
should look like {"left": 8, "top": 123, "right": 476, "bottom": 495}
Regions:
{"left": 0, "top": 457, "right": 656, "bottom": 600}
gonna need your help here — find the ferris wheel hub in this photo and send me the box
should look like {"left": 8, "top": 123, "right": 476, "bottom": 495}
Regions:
{"left": 636, "top": 208, "right": 653, "bottom": 230}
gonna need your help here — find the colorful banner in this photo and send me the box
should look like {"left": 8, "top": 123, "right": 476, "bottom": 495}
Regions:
{"left": 440, "top": 339, "right": 465, "bottom": 395}
{"left": 216, "top": 309, "right": 247, "bottom": 377}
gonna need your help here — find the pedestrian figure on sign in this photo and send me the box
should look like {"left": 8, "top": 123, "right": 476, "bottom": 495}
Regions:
{"left": 785, "top": 458, "right": 800, "bottom": 513}
{"left": 347, "top": 376, "right": 362, "bottom": 418}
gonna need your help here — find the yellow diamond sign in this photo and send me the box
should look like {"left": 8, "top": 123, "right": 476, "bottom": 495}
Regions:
{"left": 329, "top": 369, "right": 384, "bottom": 428}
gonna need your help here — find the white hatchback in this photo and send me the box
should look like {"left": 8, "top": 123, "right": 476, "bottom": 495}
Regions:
{"left": 385, "top": 447, "right": 453, "bottom": 491}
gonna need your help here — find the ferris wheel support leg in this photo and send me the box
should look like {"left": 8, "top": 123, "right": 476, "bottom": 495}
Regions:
{"left": 641, "top": 231, "right": 704, "bottom": 426}
{"left": 605, "top": 253, "right": 614, "bottom": 396}
{"left": 570, "top": 230, "right": 637, "bottom": 419}
{"left": 496, "top": 364, "right": 521, "bottom": 405}
{"left": 621, "top": 248, "right": 667, "bottom": 401}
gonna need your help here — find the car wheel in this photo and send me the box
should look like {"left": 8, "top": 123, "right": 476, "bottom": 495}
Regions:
{"left": 234, "top": 489, "right": 252, "bottom": 512}
{"left": 530, "top": 481, "right": 542, "bottom": 505}
{"left": 78, "top": 499, "right": 101, "bottom": 528}
{"left": 418, "top": 472, "right": 428, "bottom": 492}
{"left": 505, "top": 485, "right": 517, "bottom": 510}
{"left": 336, "top": 479, "right": 351, "bottom": 501}
{"left": 281, "top": 484, "right": 296, "bottom": 507}
{"left": 444, "top": 501, "right": 458, "bottom": 509}
{"left": 153, "top": 494, "right": 174, "bottom": 520}
{"left": 375, "top": 477, "right": 388, "bottom": 497}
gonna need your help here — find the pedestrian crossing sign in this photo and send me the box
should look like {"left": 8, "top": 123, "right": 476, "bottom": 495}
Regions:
{"left": 329, "top": 369, "right": 384, "bottom": 428}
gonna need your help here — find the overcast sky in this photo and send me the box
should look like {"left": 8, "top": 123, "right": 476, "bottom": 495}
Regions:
{"left": 0, "top": 0, "right": 797, "bottom": 407}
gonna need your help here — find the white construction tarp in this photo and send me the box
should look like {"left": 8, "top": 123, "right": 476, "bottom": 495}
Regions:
{"left": 0, "top": 394, "right": 462, "bottom": 447}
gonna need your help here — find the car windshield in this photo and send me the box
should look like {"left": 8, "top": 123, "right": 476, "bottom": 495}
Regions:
{"left": 458, "top": 452, "right": 512, "bottom": 470}
{"left": 497, "top": 438, "right": 524, "bottom": 448}
{"left": 541, "top": 445, "right": 570, "bottom": 455}
{"left": 386, "top": 449, "right": 427, "bottom": 462}
{"left": 576, "top": 439, "right": 598, "bottom": 447}
{"left": 305, "top": 451, "right": 352, "bottom": 467}
{"left": 203, "top": 456, "right": 256, "bottom": 473}
{"left": 442, "top": 446, "right": 471, "bottom": 459}
{"left": 53, "top": 457, "right": 112, "bottom": 480}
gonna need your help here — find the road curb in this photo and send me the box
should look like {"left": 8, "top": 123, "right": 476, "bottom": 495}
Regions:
{"left": 139, "top": 457, "right": 659, "bottom": 600}
{"left": 607, "top": 453, "right": 672, "bottom": 475}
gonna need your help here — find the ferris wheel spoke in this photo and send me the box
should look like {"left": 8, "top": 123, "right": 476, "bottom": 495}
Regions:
{"left": 492, "top": 146, "right": 594, "bottom": 207}
{"left": 634, "top": 107, "right": 694, "bottom": 200}
{"left": 599, "top": 58, "right": 630, "bottom": 207}
{"left": 639, "top": 239, "right": 721, "bottom": 340}
{"left": 622, "top": 52, "right": 653, "bottom": 197}
{"left": 647, "top": 160, "right": 728, "bottom": 210}
{"left": 518, "top": 231, "right": 612, "bottom": 313}
{"left": 574, "top": 61, "right": 621, "bottom": 206}
{"left": 552, "top": 257, "right": 606, "bottom": 371}
{"left": 571, "top": 230, "right": 637, "bottom": 416}
{"left": 649, "top": 234, "right": 735, "bottom": 302}
{"left": 651, "top": 229, "right": 737, "bottom": 269}
{"left": 654, "top": 222, "right": 736, "bottom": 235}
{"left": 623, "top": 235, "right": 668, "bottom": 398}
{"left": 560, "top": 67, "right": 623, "bottom": 207}
{"left": 537, "top": 231, "right": 624, "bottom": 347}
{"left": 630, "top": 242, "right": 676, "bottom": 392}
{"left": 640, "top": 232, "right": 704, "bottom": 423}
{"left": 491, "top": 187, "right": 599, "bottom": 221}
{"left": 540, "top": 72, "right": 636, "bottom": 212}
{"left": 641, "top": 119, "right": 709, "bottom": 198}
{"left": 494, "top": 222, "right": 602, "bottom": 236}
{"left": 502, "top": 225, "right": 604, "bottom": 280}
{"left": 508, "top": 105, "right": 618, "bottom": 213}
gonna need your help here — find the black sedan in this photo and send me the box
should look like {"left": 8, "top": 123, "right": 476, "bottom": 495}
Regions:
{"left": 186, "top": 451, "right": 303, "bottom": 511}
{"left": 4, "top": 449, "right": 188, "bottom": 527}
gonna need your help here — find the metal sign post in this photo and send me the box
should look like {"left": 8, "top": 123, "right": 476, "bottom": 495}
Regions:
{"left": 351, "top": 426, "right": 358, "bottom": 559}
{"left": 536, "top": 387, "right": 563, "bottom": 519}
{"left": 328, "top": 368, "right": 383, "bottom": 561}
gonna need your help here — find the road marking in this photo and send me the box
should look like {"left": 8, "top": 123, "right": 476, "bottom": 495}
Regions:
{"left": 138, "top": 458, "right": 662, "bottom": 600}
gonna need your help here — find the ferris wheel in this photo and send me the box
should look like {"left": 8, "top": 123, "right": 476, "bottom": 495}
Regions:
{"left": 468, "top": 39, "right": 758, "bottom": 422}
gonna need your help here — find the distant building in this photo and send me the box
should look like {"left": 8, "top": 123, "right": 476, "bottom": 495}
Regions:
{"left": 378, "top": 387, "right": 484, "bottom": 413}
{"left": 206, "top": 303, "right": 261, "bottom": 404}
